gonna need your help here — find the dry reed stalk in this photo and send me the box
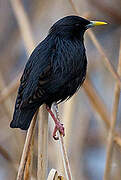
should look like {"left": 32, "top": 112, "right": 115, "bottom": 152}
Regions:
{"left": 62, "top": 95, "right": 76, "bottom": 148}
{"left": 87, "top": 30, "right": 121, "bottom": 86}
{"left": 0, "top": 75, "right": 19, "bottom": 104}
{"left": 16, "top": 111, "right": 38, "bottom": 180}
{"left": 0, "top": 145, "right": 21, "bottom": 174}
{"left": 83, "top": 78, "right": 110, "bottom": 128}
{"left": 0, "top": 145, "right": 12, "bottom": 162}
{"left": 53, "top": 104, "right": 73, "bottom": 180}
{"left": 0, "top": 71, "right": 23, "bottom": 152}
{"left": 37, "top": 105, "right": 48, "bottom": 180}
{"left": 68, "top": 0, "right": 121, "bottom": 86}
{"left": 113, "top": 152, "right": 121, "bottom": 180}
{"left": 103, "top": 41, "right": 121, "bottom": 180}
{"left": 10, "top": 0, "right": 35, "bottom": 54}
{"left": 58, "top": 133, "right": 73, "bottom": 180}
{"left": 87, "top": 0, "right": 121, "bottom": 23}
{"left": 58, "top": 96, "right": 76, "bottom": 176}
{"left": 83, "top": 78, "right": 121, "bottom": 148}
{"left": 0, "top": 72, "right": 13, "bottom": 115}
{"left": 23, "top": 135, "right": 34, "bottom": 180}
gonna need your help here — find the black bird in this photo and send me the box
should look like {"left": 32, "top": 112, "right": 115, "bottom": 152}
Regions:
{"left": 10, "top": 16, "right": 107, "bottom": 139}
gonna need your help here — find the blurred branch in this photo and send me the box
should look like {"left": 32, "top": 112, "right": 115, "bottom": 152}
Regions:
{"left": 0, "top": 144, "right": 12, "bottom": 162}
{"left": 104, "top": 40, "right": 121, "bottom": 180}
{"left": 0, "top": 71, "right": 22, "bottom": 151}
{"left": 87, "top": 29, "right": 121, "bottom": 85}
{"left": 83, "top": 78, "right": 121, "bottom": 148}
{"left": 0, "top": 72, "right": 13, "bottom": 116}
{"left": 68, "top": 0, "right": 121, "bottom": 87}
{"left": 87, "top": 0, "right": 121, "bottom": 23}
{"left": 0, "top": 75, "right": 19, "bottom": 104}
{"left": 16, "top": 111, "right": 37, "bottom": 180}
{"left": 83, "top": 78, "right": 109, "bottom": 128}
{"left": 10, "top": 0, "right": 35, "bottom": 54}
{"left": 37, "top": 105, "right": 48, "bottom": 180}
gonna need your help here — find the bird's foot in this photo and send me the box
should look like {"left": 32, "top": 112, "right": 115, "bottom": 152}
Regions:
{"left": 46, "top": 105, "right": 65, "bottom": 140}
{"left": 53, "top": 121, "right": 65, "bottom": 140}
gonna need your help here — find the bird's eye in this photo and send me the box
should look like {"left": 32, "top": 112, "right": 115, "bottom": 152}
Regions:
{"left": 75, "top": 23, "right": 80, "bottom": 27}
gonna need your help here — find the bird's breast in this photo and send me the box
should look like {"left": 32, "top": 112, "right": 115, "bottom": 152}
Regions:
{"left": 52, "top": 38, "right": 87, "bottom": 76}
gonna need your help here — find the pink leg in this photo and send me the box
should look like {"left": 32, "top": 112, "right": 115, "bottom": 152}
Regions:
{"left": 46, "top": 105, "right": 65, "bottom": 140}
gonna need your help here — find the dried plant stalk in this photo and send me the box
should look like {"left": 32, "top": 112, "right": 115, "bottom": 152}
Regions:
{"left": 0, "top": 75, "right": 19, "bottom": 104}
{"left": 16, "top": 111, "right": 38, "bottom": 180}
{"left": 87, "top": 30, "right": 121, "bottom": 86}
{"left": 103, "top": 41, "right": 121, "bottom": 180}
{"left": 83, "top": 78, "right": 110, "bottom": 128}
{"left": 53, "top": 104, "right": 73, "bottom": 180}
{"left": 37, "top": 105, "right": 48, "bottom": 180}
{"left": 68, "top": 0, "right": 121, "bottom": 86}
{"left": 0, "top": 145, "right": 12, "bottom": 162}
{"left": 87, "top": 0, "right": 121, "bottom": 23}
{"left": 62, "top": 95, "right": 76, "bottom": 147}
{"left": 10, "top": 0, "right": 35, "bottom": 54}
{"left": 57, "top": 96, "right": 76, "bottom": 175}
{"left": 0, "top": 72, "right": 13, "bottom": 116}
{"left": 0, "top": 71, "right": 23, "bottom": 151}
{"left": 58, "top": 134, "right": 73, "bottom": 180}
{"left": 83, "top": 78, "right": 121, "bottom": 148}
{"left": 23, "top": 135, "right": 34, "bottom": 180}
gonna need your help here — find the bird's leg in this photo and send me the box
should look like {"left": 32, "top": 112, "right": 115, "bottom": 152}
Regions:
{"left": 53, "top": 102, "right": 65, "bottom": 139}
{"left": 46, "top": 104, "right": 65, "bottom": 140}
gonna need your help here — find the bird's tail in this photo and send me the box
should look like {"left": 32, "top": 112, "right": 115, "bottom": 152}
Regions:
{"left": 10, "top": 106, "right": 38, "bottom": 130}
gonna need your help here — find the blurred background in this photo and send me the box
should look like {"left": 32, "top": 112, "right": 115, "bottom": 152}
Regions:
{"left": 0, "top": 0, "right": 121, "bottom": 179}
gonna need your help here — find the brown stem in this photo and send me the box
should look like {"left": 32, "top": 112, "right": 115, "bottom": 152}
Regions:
{"left": 16, "top": 111, "right": 38, "bottom": 180}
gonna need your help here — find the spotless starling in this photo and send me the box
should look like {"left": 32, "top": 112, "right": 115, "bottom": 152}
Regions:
{"left": 10, "top": 16, "right": 107, "bottom": 139}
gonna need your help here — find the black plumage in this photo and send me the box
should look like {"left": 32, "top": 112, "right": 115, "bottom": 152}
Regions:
{"left": 10, "top": 16, "right": 106, "bottom": 131}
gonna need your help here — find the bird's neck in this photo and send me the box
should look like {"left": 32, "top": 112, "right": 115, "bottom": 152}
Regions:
{"left": 49, "top": 27, "right": 85, "bottom": 42}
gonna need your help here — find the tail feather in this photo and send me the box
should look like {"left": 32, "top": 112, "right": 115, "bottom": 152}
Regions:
{"left": 10, "top": 106, "right": 38, "bottom": 130}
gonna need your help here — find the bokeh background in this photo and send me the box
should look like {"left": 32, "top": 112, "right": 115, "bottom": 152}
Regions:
{"left": 0, "top": 0, "right": 121, "bottom": 179}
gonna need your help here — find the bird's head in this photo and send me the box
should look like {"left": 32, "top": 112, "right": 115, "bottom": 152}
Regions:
{"left": 49, "top": 16, "right": 107, "bottom": 39}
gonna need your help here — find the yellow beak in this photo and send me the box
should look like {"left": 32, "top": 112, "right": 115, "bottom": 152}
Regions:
{"left": 90, "top": 21, "right": 107, "bottom": 26}
{"left": 86, "top": 21, "right": 107, "bottom": 29}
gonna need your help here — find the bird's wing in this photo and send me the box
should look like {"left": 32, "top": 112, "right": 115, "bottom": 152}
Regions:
{"left": 15, "top": 39, "right": 52, "bottom": 110}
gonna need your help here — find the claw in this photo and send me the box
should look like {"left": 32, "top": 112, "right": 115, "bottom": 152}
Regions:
{"left": 46, "top": 105, "right": 65, "bottom": 140}
{"left": 53, "top": 122, "right": 65, "bottom": 140}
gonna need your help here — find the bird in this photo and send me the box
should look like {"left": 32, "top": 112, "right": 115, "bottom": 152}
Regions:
{"left": 10, "top": 15, "right": 107, "bottom": 140}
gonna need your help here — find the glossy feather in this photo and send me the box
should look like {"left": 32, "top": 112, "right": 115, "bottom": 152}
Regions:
{"left": 10, "top": 16, "right": 89, "bottom": 130}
